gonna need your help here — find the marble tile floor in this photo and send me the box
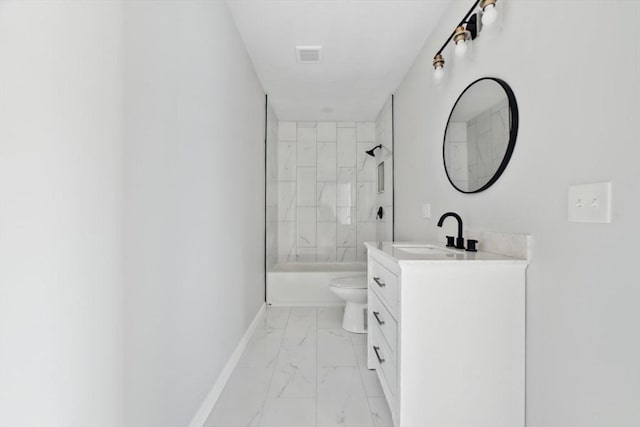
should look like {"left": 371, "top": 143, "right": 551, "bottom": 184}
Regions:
{"left": 204, "top": 306, "right": 393, "bottom": 427}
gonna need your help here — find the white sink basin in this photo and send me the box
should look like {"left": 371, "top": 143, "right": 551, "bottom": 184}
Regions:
{"left": 392, "top": 244, "right": 458, "bottom": 255}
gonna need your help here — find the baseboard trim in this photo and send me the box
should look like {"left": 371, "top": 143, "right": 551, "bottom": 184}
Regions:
{"left": 188, "top": 302, "right": 266, "bottom": 427}
{"left": 267, "top": 302, "right": 344, "bottom": 307}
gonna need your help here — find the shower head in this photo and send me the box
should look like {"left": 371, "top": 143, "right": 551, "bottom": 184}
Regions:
{"left": 365, "top": 144, "right": 382, "bottom": 157}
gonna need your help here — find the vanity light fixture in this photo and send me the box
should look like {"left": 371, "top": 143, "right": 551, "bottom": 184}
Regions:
{"left": 431, "top": 0, "right": 500, "bottom": 82}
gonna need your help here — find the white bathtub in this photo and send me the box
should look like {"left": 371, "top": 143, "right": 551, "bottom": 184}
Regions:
{"left": 267, "top": 262, "right": 367, "bottom": 306}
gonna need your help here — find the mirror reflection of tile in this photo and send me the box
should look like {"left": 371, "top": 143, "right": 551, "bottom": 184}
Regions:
{"left": 445, "top": 78, "right": 512, "bottom": 193}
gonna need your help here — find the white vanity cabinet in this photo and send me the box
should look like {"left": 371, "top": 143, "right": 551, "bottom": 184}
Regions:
{"left": 366, "top": 242, "right": 528, "bottom": 427}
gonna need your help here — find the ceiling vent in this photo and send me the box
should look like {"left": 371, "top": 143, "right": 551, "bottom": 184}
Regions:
{"left": 296, "top": 46, "right": 322, "bottom": 64}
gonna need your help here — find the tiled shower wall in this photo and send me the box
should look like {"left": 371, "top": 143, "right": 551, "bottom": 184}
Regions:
{"left": 265, "top": 101, "right": 279, "bottom": 270}
{"left": 466, "top": 98, "right": 509, "bottom": 189}
{"left": 276, "top": 121, "right": 378, "bottom": 263}
{"left": 445, "top": 98, "right": 509, "bottom": 190}
{"left": 374, "top": 96, "right": 393, "bottom": 242}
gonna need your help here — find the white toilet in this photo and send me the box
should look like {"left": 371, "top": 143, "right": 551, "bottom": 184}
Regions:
{"left": 329, "top": 274, "right": 368, "bottom": 334}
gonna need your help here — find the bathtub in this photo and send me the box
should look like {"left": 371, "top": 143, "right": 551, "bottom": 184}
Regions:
{"left": 267, "top": 262, "right": 367, "bottom": 306}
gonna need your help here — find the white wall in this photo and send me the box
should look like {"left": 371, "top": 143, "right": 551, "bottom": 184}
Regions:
{"left": 395, "top": 1, "right": 640, "bottom": 426}
{"left": 123, "top": 2, "right": 266, "bottom": 426}
{"left": 0, "top": 2, "right": 124, "bottom": 426}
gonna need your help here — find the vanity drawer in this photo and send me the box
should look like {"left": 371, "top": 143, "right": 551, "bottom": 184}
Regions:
{"left": 371, "top": 323, "right": 398, "bottom": 397}
{"left": 369, "top": 259, "right": 399, "bottom": 314}
{"left": 369, "top": 291, "right": 397, "bottom": 356}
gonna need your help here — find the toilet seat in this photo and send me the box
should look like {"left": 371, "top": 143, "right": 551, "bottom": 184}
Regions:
{"left": 330, "top": 275, "right": 367, "bottom": 289}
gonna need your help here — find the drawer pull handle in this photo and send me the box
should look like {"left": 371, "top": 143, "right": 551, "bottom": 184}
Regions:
{"left": 373, "top": 277, "right": 386, "bottom": 288}
{"left": 373, "top": 345, "right": 385, "bottom": 364}
{"left": 372, "top": 311, "right": 385, "bottom": 325}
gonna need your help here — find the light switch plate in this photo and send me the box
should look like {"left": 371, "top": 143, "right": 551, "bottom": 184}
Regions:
{"left": 568, "top": 182, "right": 612, "bottom": 223}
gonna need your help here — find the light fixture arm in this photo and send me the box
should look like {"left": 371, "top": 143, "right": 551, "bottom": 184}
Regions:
{"left": 431, "top": 0, "right": 500, "bottom": 85}
{"left": 433, "top": 0, "right": 482, "bottom": 59}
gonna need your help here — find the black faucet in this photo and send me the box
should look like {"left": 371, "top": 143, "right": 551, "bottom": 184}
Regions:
{"left": 437, "top": 212, "right": 465, "bottom": 250}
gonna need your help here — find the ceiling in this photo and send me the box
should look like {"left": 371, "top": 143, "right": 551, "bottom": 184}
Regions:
{"left": 226, "top": 0, "right": 451, "bottom": 121}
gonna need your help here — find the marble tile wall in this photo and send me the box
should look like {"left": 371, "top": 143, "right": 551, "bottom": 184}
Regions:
{"left": 466, "top": 98, "right": 509, "bottom": 190}
{"left": 444, "top": 122, "right": 469, "bottom": 190}
{"left": 275, "top": 121, "right": 377, "bottom": 263}
{"left": 266, "top": 101, "right": 279, "bottom": 270}
{"left": 374, "top": 96, "right": 394, "bottom": 245}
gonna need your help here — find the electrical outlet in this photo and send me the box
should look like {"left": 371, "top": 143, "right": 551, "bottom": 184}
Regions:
{"left": 568, "top": 182, "right": 612, "bottom": 223}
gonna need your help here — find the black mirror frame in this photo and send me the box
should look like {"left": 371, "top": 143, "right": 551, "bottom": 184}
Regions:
{"left": 442, "top": 77, "right": 519, "bottom": 194}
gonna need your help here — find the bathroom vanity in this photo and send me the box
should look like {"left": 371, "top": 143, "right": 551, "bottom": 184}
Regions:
{"left": 365, "top": 241, "right": 528, "bottom": 427}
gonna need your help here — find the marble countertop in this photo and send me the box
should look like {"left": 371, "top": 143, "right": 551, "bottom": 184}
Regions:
{"left": 365, "top": 241, "right": 528, "bottom": 264}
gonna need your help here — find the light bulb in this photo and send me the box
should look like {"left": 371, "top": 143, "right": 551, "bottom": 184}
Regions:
{"left": 482, "top": 4, "right": 497, "bottom": 26}
{"left": 454, "top": 40, "right": 468, "bottom": 57}
{"left": 433, "top": 66, "right": 444, "bottom": 81}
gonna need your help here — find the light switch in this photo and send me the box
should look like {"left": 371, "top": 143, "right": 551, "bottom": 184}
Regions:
{"left": 568, "top": 182, "right": 612, "bottom": 223}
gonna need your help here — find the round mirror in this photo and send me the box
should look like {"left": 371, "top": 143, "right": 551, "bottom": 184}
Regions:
{"left": 443, "top": 77, "right": 518, "bottom": 193}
